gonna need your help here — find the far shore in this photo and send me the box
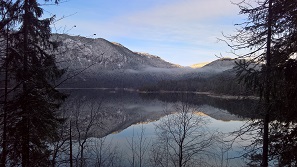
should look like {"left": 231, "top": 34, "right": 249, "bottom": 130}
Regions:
{"left": 54, "top": 87, "right": 259, "bottom": 100}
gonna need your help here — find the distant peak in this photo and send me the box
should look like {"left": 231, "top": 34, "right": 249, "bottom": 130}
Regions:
{"left": 190, "top": 58, "right": 237, "bottom": 69}
{"left": 190, "top": 62, "right": 209, "bottom": 68}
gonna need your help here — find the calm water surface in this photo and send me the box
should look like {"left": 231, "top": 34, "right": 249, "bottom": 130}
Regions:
{"left": 62, "top": 89, "right": 256, "bottom": 167}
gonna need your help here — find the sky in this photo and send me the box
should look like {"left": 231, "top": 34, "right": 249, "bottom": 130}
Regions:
{"left": 42, "top": 0, "right": 245, "bottom": 66}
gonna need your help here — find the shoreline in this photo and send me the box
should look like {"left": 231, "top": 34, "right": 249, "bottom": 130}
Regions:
{"left": 55, "top": 87, "right": 259, "bottom": 100}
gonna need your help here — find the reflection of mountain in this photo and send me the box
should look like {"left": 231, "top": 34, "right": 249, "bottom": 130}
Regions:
{"left": 140, "top": 93, "right": 258, "bottom": 119}
{"left": 197, "top": 105, "right": 242, "bottom": 121}
{"left": 62, "top": 89, "right": 168, "bottom": 137}
{"left": 62, "top": 90, "right": 256, "bottom": 137}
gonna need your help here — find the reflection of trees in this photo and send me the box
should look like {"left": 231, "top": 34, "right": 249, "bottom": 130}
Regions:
{"left": 232, "top": 115, "right": 297, "bottom": 166}
{"left": 139, "top": 93, "right": 258, "bottom": 119}
{"left": 150, "top": 102, "right": 216, "bottom": 167}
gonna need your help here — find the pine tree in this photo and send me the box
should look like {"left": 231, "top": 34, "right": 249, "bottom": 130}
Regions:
{"left": 227, "top": 0, "right": 297, "bottom": 166}
{"left": 0, "top": 0, "right": 65, "bottom": 166}
{"left": 0, "top": 1, "right": 22, "bottom": 166}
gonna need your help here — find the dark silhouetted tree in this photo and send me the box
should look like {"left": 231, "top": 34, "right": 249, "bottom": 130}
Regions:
{"left": 225, "top": 0, "right": 297, "bottom": 166}
{"left": 0, "top": 0, "right": 66, "bottom": 166}
{"left": 151, "top": 102, "right": 215, "bottom": 167}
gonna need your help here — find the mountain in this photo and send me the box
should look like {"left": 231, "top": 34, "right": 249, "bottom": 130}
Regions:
{"left": 52, "top": 34, "right": 237, "bottom": 88}
{"left": 138, "top": 58, "right": 253, "bottom": 95}
{"left": 200, "top": 58, "right": 237, "bottom": 72}
{"left": 53, "top": 34, "right": 178, "bottom": 70}
{"left": 178, "top": 58, "right": 238, "bottom": 80}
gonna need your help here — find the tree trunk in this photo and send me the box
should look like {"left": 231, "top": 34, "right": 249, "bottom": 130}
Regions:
{"left": 179, "top": 144, "right": 183, "bottom": 167}
{"left": 0, "top": 25, "right": 9, "bottom": 167}
{"left": 262, "top": 0, "right": 272, "bottom": 166}
{"left": 22, "top": 0, "right": 30, "bottom": 166}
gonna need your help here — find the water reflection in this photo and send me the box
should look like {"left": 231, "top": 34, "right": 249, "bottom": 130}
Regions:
{"left": 56, "top": 89, "right": 256, "bottom": 167}
{"left": 103, "top": 114, "right": 247, "bottom": 167}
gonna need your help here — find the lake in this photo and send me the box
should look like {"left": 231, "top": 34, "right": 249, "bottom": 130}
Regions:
{"left": 54, "top": 89, "right": 257, "bottom": 167}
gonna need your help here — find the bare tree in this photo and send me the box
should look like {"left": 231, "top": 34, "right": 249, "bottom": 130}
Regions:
{"left": 151, "top": 102, "right": 215, "bottom": 167}
{"left": 50, "top": 106, "right": 72, "bottom": 167}
{"left": 71, "top": 99, "right": 103, "bottom": 167}
{"left": 50, "top": 95, "right": 128, "bottom": 167}
{"left": 49, "top": 97, "right": 104, "bottom": 167}
{"left": 90, "top": 137, "right": 123, "bottom": 167}
{"left": 126, "top": 123, "right": 151, "bottom": 167}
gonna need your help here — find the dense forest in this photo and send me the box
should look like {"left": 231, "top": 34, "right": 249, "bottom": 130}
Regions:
{"left": 139, "top": 69, "right": 253, "bottom": 96}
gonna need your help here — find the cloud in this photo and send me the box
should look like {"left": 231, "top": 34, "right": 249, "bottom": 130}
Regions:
{"left": 51, "top": 0, "right": 241, "bottom": 42}
{"left": 97, "top": 0, "right": 240, "bottom": 43}
{"left": 48, "top": 0, "right": 243, "bottom": 65}
{"left": 124, "top": 0, "right": 238, "bottom": 25}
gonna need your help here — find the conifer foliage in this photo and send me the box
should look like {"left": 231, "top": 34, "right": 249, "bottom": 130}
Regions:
{"left": 228, "top": 0, "right": 297, "bottom": 166}
{"left": 0, "top": 0, "right": 65, "bottom": 166}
